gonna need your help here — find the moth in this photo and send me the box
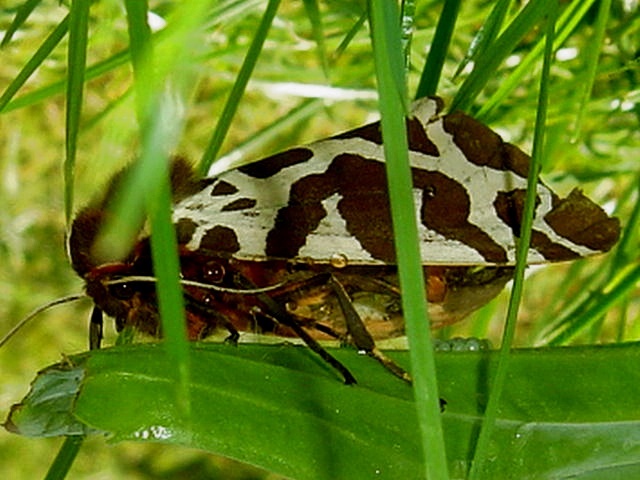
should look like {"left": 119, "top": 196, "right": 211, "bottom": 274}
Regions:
{"left": 67, "top": 96, "right": 620, "bottom": 383}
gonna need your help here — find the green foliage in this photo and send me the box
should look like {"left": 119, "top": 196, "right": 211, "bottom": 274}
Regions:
{"left": 8, "top": 343, "right": 640, "bottom": 479}
{"left": 1, "top": 0, "right": 638, "bottom": 479}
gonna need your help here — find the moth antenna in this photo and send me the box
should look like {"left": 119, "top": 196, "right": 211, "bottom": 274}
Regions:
{"left": 180, "top": 278, "right": 288, "bottom": 294}
{"left": 105, "top": 276, "right": 288, "bottom": 295}
{"left": 0, "top": 294, "right": 87, "bottom": 348}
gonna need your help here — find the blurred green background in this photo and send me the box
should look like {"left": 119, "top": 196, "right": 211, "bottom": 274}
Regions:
{"left": 1, "top": 0, "right": 638, "bottom": 478}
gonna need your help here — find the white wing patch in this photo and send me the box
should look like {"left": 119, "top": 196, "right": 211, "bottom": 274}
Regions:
{"left": 172, "top": 97, "right": 618, "bottom": 265}
{"left": 298, "top": 193, "right": 377, "bottom": 262}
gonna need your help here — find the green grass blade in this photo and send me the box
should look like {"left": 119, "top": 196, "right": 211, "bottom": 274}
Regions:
{"left": 93, "top": 0, "right": 225, "bottom": 425}
{"left": 333, "top": 12, "right": 367, "bottom": 60}
{"left": 131, "top": 0, "right": 220, "bottom": 422}
{"left": 124, "top": 0, "right": 152, "bottom": 123}
{"left": 477, "top": 0, "right": 598, "bottom": 119}
{"left": 537, "top": 175, "right": 637, "bottom": 345}
{"left": 44, "top": 436, "right": 84, "bottom": 480}
{"left": 302, "top": 0, "right": 329, "bottom": 76}
{"left": 65, "top": 0, "right": 90, "bottom": 224}
{"left": 547, "top": 264, "right": 640, "bottom": 345}
{"left": 210, "top": 98, "right": 324, "bottom": 175}
{"left": 199, "top": 0, "right": 282, "bottom": 175}
{"left": 124, "top": 0, "right": 151, "bottom": 62}
{"left": 0, "top": 15, "right": 69, "bottom": 112}
{"left": 369, "top": 3, "right": 407, "bottom": 105}
{"left": 1, "top": 0, "right": 43, "bottom": 46}
{"left": 452, "top": 0, "right": 510, "bottom": 79}
{"left": 146, "top": 165, "right": 192, "bottom": 418}
{"left": 452, "top": 0, "right": 550, "bottom": 112}
{"left": 415, "top": 0, "right": 461, "bottom": 98}
{"left": 468, "top": 4, "right": 558, "bottom": 477}
{"left": 369, "top": 1, "right": 448, "bottom": 478}
{"left": 571, "top": 0, "right": 611, "bottom": 139}
{"left": 400, "top": 0, "right": 416, "bottom": 67}
{"left": 1, "top": 45, "right": 130, "bottom": 113}
{"left": 124, "top": 25, "right": 193, "bottom": 417}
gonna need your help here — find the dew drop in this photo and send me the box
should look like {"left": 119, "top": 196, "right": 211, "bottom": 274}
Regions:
{"left": 330, "top": 253, "right": 349, "bottom": 269}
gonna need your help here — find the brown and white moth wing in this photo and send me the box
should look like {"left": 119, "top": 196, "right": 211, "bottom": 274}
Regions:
{"left": 173, "top": 97, "right": 619, "bottom": 265}
{"left": 414, "top": 101, "right": 613, "bottom": 264}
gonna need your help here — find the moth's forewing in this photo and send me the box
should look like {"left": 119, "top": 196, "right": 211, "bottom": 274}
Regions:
{"left": 68, "top": 97, "right": 620, "bottom": 346}
{"left": 174, "top": 97, "right": 619, "bottom": 267}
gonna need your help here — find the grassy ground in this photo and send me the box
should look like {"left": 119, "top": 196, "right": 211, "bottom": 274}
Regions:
{"left": 1, "top": 0, "right": 638, "bottom": 478}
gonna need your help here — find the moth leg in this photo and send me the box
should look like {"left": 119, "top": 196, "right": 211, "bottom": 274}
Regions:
{"left": 259, "top": 303, "right": 357, "bottom": 385}
{"left": 308, "top": 322, "right": 346, "bottom": 342}
{"left": 328, "top": 275, "right": 412, "bottom": 384}
{"left": 223, "top": 327, "right": 240, "bottom": 345}
{"left": 270, "top": 272, "right": 349, "bottom": 341}
{"left": 184, "top": 294, "right": 240, "bottom": 344}
{"left": 233, "top": 273, "right": 357, "bottom": 385}
{"left": 89, "top": 306, "right": 104, "bottom": 350}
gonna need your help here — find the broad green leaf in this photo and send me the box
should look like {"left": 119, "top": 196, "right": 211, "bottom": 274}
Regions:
{"left": 6, "top": 343, "right": 640, "bottom": 480}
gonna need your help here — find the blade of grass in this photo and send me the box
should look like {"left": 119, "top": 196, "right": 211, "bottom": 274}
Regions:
{"left": 44, "top": 436, "right": 84, "bottom": 480}
{"left": 65, "top": 0, "right": 90, "bottom": 224}
{"left": 415, "top": 0, "right": 461, "bottom": 99}
{"left": 199, "top": 0, "right": 282, "bottom": 175}
{"left": 94, "top": 0, "right": 221, "bottom": 424}
{"left": 477, "top": 0, "right": 598, "bottom": 120}
{"left": 0, "top": 0, "right": 42, "bottom": 46}
{"left": 333, "top": 12, "right": 367, "bottom": 60}
{"left": 0, "top": 15, "right": 69, "bottom": 112}
{"left": 571, "top": 0, "right": 612, "bottom": 140}
{"left": 369, "top": 1, "right": 448, "bottom": 478}
{"left": 1, "top": 44, "right": 130, "bottom": 114}
{"left": 209, "top": 98, "right": 324, "bottom": 176}
{"left": 94, "top": 0, "right": 212, "bottom": 259}
{"left": 547, "top": 264, "right": 640, "bottom": 345}
{"left": 400, "top": 0, "right": 416, "bottom": 69}
{"left": 611, "top": 175, "right": 640, "bottom": 266}
{"left": 469, "top": 3, "right": 558, "bottom": 477}
{"left": 146, "top": 161, "right": 192, "bottom": 419}
{"left": 302, "top": 0, "right": 329, "bottom": 77}
{"left": 125, "top": 0, "right": 221, "bottom": 422}
{"left": 539, "top": 177, "right": 639, "bottom": 345}
{"left": 124, "top": 0, "right": 193, "bottom": 419}
{"left": 452, "top": 0, "right": 510, "bottom": 79}
{"left": 124, "top": 0, "right": 153, "bottom": 124}
{"left": 452, "top": 0, "right": 550, "bottom": 112}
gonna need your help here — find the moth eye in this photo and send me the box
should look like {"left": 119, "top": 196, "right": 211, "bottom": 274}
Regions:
{"left": 425, "top": 185, "right": 437, "bottom": 199}
{"left": 110, "top": 282, "right": 134, "bottom": 300}
{"left": 203, "top": 262, "right": 226, "bottom": 284}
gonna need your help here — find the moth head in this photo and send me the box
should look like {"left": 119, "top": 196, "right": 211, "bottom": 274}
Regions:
{"left": 72, "top": 233, "right": 162, "bottom": 337}
{"left": 66, "top": 157, "right": 205, "bottom": 338}
{"left": 87, "top": 276, "right": 160, "bottom": 336}
{"left": 66, "top": 203, "right": 162, "bottom": 338}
